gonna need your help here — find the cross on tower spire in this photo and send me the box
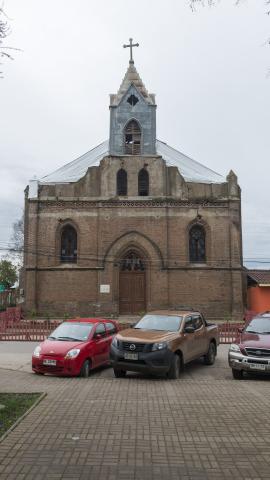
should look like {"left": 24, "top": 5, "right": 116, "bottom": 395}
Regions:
{"left": 123, "top": 38, "right": 139, "bottom": 64}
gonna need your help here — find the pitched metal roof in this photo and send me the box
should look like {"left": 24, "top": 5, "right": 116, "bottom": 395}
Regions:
{"left": 40, "top": 139, "right": 226, "bottom": 185}
{"left": 248, "top": 270, "right": 270, "bottom": 286}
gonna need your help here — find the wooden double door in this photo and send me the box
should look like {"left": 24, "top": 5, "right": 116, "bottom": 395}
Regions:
{"left": 119, "top": 251, "right": 146, "bottom": 315}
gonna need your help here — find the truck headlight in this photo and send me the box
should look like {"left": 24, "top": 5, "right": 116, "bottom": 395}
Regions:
{"left": 229, "top": 344, "right": 240, "bottom": 352}
{"left": 65, "top": 348, "right": 80, "bottom": 359}
{"left": 111, "top": 336, "right": 119, "bottom": 348}
{"left": 33, "top": 346, "right": 41, "bottom": 358}
{"left": 152, "top": 342, "right": 168, "bottom": 351}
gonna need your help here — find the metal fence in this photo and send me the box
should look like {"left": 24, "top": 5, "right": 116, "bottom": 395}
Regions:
{"left": 0, "top": 290, "right": 17, "bottom": 310}
{"left": 0, "top": 316, "right": 247, "bottom": 344}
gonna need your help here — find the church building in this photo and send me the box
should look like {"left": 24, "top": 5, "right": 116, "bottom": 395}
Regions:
{"left": 23, "top": 40, "right": 244, "bottom": 321}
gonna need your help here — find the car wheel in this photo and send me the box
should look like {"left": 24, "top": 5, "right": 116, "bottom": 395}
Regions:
{"left": 113, "top": 368, "right": 126, "bottom": 378}
{"left": 167, "top": 354, "right": 181, "bottom": 379}
{"left": 232, "top": 368, "right": 243, "bottom": 380}
{"left": 204, "top": 342, "right": 216, "bottom": 365}
{"left": 80, "top": 360, "right": 90, "bottom": 378}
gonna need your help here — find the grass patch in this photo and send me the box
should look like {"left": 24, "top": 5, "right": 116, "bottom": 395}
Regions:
{"left": 0, "top": 393, "right": 42, "bottom": 436}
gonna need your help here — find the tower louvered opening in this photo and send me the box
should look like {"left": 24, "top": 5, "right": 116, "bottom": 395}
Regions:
{"left": 124, "top": 120, "right": 141, "bottom": 155}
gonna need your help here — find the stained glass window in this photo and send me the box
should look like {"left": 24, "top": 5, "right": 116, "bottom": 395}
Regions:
{"left": 117, "top": 168, "right": 127, "bottom": 196}
{"left": 138, "top": 168, "right": 149, "bottom": 196}
{"left": 189, "top": 225, "right": 206, "bottom": 263}
{"left": 60, "top": 225, "right": 77, "bottom": 263}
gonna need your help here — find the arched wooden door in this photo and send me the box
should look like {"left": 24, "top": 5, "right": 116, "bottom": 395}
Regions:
{"left": 119, "top": 251, "right": 146, "bottom": 315}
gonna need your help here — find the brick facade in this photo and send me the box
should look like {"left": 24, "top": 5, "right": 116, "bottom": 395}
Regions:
{"left": 23, "top": 62, "right": 245, "bottom": 321}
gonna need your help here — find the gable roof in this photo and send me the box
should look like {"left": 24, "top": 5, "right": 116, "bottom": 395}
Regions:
{"left": 248, "top": 270, "right": 270, "bottom": 286}
{"left": 40, "top": 139, "right": 226, "bottom": 185}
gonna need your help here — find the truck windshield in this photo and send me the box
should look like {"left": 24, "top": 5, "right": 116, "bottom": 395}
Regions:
{"left": 48, "top": 322, "right": 93, "bottom": 341}
{"left": 245, "top": 317, "right": 270, "bottom": 335}
{"left": 134, "top": 315, "right": 182, "bottom": 332}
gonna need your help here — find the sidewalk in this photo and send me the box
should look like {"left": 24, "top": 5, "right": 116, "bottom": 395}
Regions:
{"left": 0, "top": 345, "right": 270, "bottom": 479}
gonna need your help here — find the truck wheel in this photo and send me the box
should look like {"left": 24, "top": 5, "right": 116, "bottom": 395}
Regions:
{"left": 204, "top": 342, "right": 216, "bottom": 365}
{"left": 167, "top": 354, "right": 181, "bottom": 379}
{"left": 80, "top": 360, "right": 90, "bottom": 378}
{"left": 113, "top": 368, "right": 126, "bottom": 378}
{"left": 232, "top": 369, "right": 243, "bottom": 380}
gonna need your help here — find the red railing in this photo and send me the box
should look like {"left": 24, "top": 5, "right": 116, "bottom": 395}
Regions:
{"left": 217, "top": 323, "right": 244, "bottom": 344}
{"left": 0, "top": 318, "right": 62, "bottom": 341}
{"left": 0, "top": 316, "right": 247, "bottom": 344}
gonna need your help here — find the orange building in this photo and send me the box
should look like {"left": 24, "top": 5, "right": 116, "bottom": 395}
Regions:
{"left": 247, "top": 270, "right": 270, "bottom": 314}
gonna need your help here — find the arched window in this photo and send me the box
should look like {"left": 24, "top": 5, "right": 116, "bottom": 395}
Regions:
{"left": 121, "top": 251, "right": 145, "bottom": 272}
{"left": 189, "top": 225, "right": 206, "bottom": 263}
{"left": 117, "top": 169, "right": 127, "bottom": 196}
{"left": 138, "top": 168, "right": 149, "bottom": 196}
{"left": 60, "top": 225, "right": 77, "bottom": 263}
{"left": 124, "top": 120, "right": 141, "bottom": 155}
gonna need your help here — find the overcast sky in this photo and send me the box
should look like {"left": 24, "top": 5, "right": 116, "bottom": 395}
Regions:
{"left": 0, "top": 0, "right": 269, "bottom": 268}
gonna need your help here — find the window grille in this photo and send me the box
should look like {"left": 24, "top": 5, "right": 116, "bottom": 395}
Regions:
{"left": 138, "top": 168, "right": 149, "bottom": 196}
{"left": 124, "top": 120, "right": 141, "bottom": 155}
{"left": 121, "top": 251, "right": 145, "bottom": 272}
{"left": 189, "top": 225, "right": 206, "bottom": 263}
{"left": 117, "top": 168, "right": 127, "bottom": 196}
{"left": 60, "top": 225, "right": 77, "bottom": 263}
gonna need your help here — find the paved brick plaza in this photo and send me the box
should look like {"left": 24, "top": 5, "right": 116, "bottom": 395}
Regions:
{"left": 0, "top": 346, "right": 270, "bottom": 480}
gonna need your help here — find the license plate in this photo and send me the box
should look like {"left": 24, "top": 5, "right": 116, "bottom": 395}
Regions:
{"left": 124, "top": 352, "right": 138, "bottom": 361}
{"left": 249, "top": 364, "right": 266, "bottom": 371}
{"left": 43, "top": 359, "right": 57, "bottom": 366}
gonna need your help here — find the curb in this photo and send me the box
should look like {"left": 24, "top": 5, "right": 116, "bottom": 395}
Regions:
{"left": 0, "top": 392, "right": 47, "bottom": 444}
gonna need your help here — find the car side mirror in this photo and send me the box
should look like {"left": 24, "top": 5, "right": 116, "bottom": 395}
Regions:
{"left": 129, "top": 323, "right": 136, "bottom": 328}
{"left": 94, "top": 333, "right": 102, "bottom": 340}
{"left": 184, "top": 326, "right": 195, "bottom": 334}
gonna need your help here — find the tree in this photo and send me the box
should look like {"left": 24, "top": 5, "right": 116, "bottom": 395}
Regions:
{"left": 0, "top": 5, "right": 19, "bottom": 78}
{"left": 189, "top": 0, "right": 270, "bottom": 14}
{"left": 9, "top": 214, "right": 24, "bottom": 268}
{"left": 0, "top": 259, "right": 17, "bottom": 289}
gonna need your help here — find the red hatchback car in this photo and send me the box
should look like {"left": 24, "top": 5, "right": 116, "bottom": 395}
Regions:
{"left": 32, "top": 318, "right": 119, "bottom": 377}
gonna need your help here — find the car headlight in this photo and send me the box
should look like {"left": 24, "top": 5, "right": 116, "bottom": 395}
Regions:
{"left": 152, "top": 342, "right": 168, "bottom": 351}
{"left": 229, "top": 344, "right": 241, "bottom": 352}
{"left": 33, "top": 346, "right": 41, "bottom": 358}
{"left": 111, "top": 336, "right": 119, "bottom": 348}
{"left": 65, "top": 348, "right": 80, "bottom": 359}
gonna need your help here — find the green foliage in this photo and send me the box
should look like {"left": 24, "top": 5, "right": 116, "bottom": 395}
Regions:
{"left": 0, "top": 260, "right": 17, "bottom": 289}
{"left": 30, "top": 309, "right": 37, "bottom": 319}
{"left": 0, "top": 393, "right": 42, "bottom": 435}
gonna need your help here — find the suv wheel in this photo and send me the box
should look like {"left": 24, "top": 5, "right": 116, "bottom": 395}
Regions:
{"left": 80, "top": 360, "right": 90, "bottom": 378}
{"left": 232, "top": 368, "right": 243, "bottom": 380}
{"left": 204, "top": 342, "right": 216, "bottom": 365}
{"left": 113, "top": 368, "right": 126, "bottom": 378}
{"left": 167, "top": 354, "right": 181, "bottom": 380}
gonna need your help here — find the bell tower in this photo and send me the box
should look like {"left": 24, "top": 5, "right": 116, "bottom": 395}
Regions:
{"left": 109, "top": 39, "right": 157, "bottom": 156}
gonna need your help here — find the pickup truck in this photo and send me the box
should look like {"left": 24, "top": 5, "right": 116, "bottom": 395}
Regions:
{"left": 110, "top": 310, "right": 219, "bottom": 379}
{"left": 228, "top": 311, "right": 270, "bottom": 379}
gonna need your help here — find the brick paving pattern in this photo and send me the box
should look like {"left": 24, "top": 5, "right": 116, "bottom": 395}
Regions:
{"left": 0, "top": 348, "right": 270, "bottom": 479}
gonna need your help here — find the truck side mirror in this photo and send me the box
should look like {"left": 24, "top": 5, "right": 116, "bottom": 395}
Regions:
{"left": 184, "top": 326, "right": 195, "bottom": 334}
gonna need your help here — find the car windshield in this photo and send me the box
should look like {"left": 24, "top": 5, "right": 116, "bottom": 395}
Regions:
{"left": 245, "top": 317, "right": 270, "bottom": 334}
{"left": 134, "top": 315, "right": 182, "bottom": 332}
{"left": 48, "top": 322, "right": 93, "bottom": 341}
